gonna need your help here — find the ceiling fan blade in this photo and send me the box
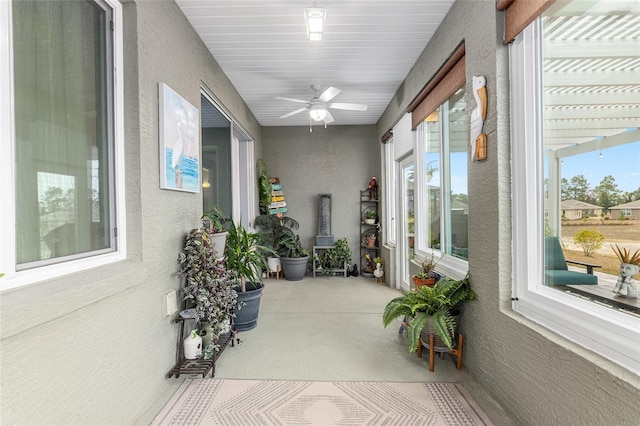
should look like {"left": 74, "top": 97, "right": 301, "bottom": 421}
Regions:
{"left": 324, "top": 110, "right": 335, "bottom": 124}
{"left": 275, "top": 96, "right": 308, "bottom": 104}
{"left": 329, "top": 102, "right": 368, "bottom": 111}
{"left": 279, "top": 108, "right": 308, "bottom": 119}
{"left": 318, "top": 87, "right": 341, "bottom": 103}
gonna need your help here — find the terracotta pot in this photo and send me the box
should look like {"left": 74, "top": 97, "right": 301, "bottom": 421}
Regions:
{"left": 366, "top": 236, "right": 376, "bottom": 247}
{"left": 412, "top": 276, "right": 435, "bottom": 288}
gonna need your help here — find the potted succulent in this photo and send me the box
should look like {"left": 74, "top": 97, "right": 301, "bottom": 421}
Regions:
{"left": 364, "top": 210, "right": 377, "bottom": 225}
{"left": 611, "top": 244, "right": 640, "bottom": 298}
{"left": 412, "top": 252, "right": 439, "bottom": 288}
{"left": 362, "top": 228, "right": 377, "bottom": 248}
{"left": 202, "top": 204, "right": 231, "bottom": 259}
{"left": 383, "top": 274, "right": 475, "bottom": 351}
{"left": 224, "top": 220, "right": 274, "bottom": 331}
{"left": 178, "top": 224, "right": 238, "bottom": 355}
{"left": 314, "top": 237, "right": 351, "bottom": 275}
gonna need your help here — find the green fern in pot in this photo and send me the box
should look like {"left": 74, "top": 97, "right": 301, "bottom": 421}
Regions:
{"left": 383, "top": 275, "right": 475, "bottom": 351}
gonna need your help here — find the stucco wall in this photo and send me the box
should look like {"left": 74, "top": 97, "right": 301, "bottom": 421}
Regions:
{"left": 261, "top": 125, "right": 379, "bottom": 267}
{"left": 0, "top": 1, "right": 261, "bottom": 424}
{"left": 377, "top": 1, "right": 640, "bottom": 425}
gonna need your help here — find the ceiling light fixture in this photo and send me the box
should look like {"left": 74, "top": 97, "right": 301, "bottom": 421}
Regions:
{"left": 309, "top": 104, "right": 327, "bottom": 121}
{"left": 304, "top": 6, "right": 326, "bottom": 41}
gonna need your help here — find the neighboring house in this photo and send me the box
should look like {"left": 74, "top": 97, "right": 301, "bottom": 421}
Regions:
{"left": 560, "top": 199, "right": 603, "bottom": 220}
{"left": 609, "top": 199, "right": 640, "bottom": 220}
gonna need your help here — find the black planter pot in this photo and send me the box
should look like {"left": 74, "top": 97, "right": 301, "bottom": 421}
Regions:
{"left": 234, "top": 281, "right": 264, "bottom": 331}
{"left": 281, "top": 256, "right": 309, "bottom": 281}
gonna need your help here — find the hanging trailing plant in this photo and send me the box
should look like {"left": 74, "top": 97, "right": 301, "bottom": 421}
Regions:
{"left": 178, "top": 225, "right": 239, "bottom": 352}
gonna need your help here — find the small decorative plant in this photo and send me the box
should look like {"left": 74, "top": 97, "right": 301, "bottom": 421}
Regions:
{"left": 383, "top": 275, "right": 475, "bottom": 351}
{"left": 365, "top": 210, "right": 377, "bottom": 219}
{"left": 315, "top": 237, "right": 352, "bottom": 275}
{"left": 611, "top": 244, "right": 640, "bottom": 298}
{"left": 415, "top": 252, "right": 439, "bottom": 280}
{"left": 612, "top": 244, "right": 640, "bottom": 266}
{"left": 362, "top": 228, "right": 377, "bottom": 247}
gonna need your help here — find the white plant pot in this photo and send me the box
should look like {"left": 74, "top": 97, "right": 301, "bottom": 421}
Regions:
{"left": 210, "top": 231, "right": 228, "bottom": 259}
{"left": 184, "top": 331, "right": 202, "bottom": 359}
{"left": 365, "top": 219, "right": 376, "bottom": 225}
{"left": 267, "top": 257, "right": 281, "bottom": 273}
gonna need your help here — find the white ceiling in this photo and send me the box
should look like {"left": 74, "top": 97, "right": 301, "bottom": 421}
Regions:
{"left": 175, "top": 0, "right": 456, "bottom": 127}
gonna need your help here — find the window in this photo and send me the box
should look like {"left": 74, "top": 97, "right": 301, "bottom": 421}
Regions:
{"left": 511, "top": 0, "right": 640, "bottom": 374}
{"left": 416, "top": 88, "right": 469, "bottom": 273}
{"left": 0, "top": 0, "right": 125, "bottom": 289}
{"left": 384, "top": 137, "right": 397, "bottom": 246}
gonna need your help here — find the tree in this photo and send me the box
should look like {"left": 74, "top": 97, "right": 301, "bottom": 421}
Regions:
{"left": 573, "top": 229, "right": 605, "bottom": 257}
{"left": 593, "top": 175, "right": 622, "bottom": 212}
{"left": 39, "top": 187, "right": 66, "bottom": 214}
{"left": 562, "top": 174, "right": 591, "bottom": 202}
{"left": 622, "top": 187, "right": 640, "bottom": 203}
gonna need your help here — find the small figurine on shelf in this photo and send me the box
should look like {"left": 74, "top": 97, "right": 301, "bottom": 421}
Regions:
{"left": 374, "top": 263, "right": 384, "bottom": 283}
{"left": 368, "top": 177, "right": 378, "bottom": 200}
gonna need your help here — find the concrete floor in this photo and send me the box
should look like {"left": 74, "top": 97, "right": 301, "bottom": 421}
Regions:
{"left": 143, "top": 275, "right": 515, "bottom": 425}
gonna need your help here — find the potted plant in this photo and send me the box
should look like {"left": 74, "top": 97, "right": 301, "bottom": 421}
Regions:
{"left": 315, "top": 237, "right": 351, "bottom": 275}
{"left": 279, "top": 233, "right": 310, "bottom": 281}
{"left": 225, "top": 220, "right": 274, "bottom": 330}
{"left": 611, "top": 244, "right": 640, "bottom": 298}
{"left": 362, "top": 228, "right": 377, "bottom": 248}
{"left": 202, "top": 204, "right": 231, "bottom": 259}
{"left": 254, "top": 214, "right": 309, "bottom": 281}
{"left": 383, "top": 274, "right": 475, "bottom": 351}
{"left": 412, "top": 252, "right": 439, "bottom": 288}
{"left": 364, "top": 210, "right": 377, "bottom": 225}
{"left": 254, "top": 214, "right": 301, "bottom": 277}
{"left": 256, "top": 159, "right": 272, "bottom": 215}
{"left": 178, "top": 224, "right": 238, "bottom": 355}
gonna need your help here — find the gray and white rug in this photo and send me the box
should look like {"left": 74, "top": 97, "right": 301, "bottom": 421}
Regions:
{"left": 152, "top": 379, "right": 493, "bottom": 425}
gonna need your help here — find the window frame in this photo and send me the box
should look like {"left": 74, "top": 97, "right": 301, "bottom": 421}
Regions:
{"left": 383, "top": 137, "right": 397, "bottom": 247}
{"left": 0, "top": 0, "right": 126, "bottom": 291}
{"left": 510, "top": 21, "right": 640, "bottom": 375}
{"left": 414, "top": 93, "right": 469, "bottom": 281}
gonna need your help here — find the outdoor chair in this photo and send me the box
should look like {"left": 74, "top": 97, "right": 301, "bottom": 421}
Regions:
{"left": 544, "top": 236, "right": 599, "bottom": 286}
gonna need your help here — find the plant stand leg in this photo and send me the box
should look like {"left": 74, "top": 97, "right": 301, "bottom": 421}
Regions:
{"left": 429, "top": 335, "right": 435, "bottom": 372}
{"left": 455, "top": 334, "right": 463, "bottom": 370}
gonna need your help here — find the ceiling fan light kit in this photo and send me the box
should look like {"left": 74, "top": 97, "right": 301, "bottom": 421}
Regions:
{"left": 309, "top": 104, "right": 327, "bottom": 121}
{"left": 304, "top": 8, "right": 326, "bottom": 41}
{"left": 276, "top": 84, "right": 368, "bottom": 131}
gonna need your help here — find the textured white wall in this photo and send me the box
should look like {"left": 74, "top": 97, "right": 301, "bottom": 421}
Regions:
{"left": 262, "top": 125, "right": 379, "bottom": 264}
{"left": 377, "top": 1, "right": 640, "bottom": 424}
{"left": 0, "top": 1, "right": 262, "bottom": 424}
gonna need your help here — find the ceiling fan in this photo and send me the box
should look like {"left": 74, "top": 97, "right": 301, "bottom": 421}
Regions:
{"left": 276, "top": 84, "right": 368, "bottom": 126}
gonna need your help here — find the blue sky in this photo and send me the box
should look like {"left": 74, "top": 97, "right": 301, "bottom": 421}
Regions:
{"left": 561, "top": 142, "right": 640, "bottom": 193}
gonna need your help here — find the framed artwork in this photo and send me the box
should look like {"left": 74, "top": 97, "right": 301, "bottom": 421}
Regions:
{"left": 159, "top": 83, "right": 200, "bottom": 192}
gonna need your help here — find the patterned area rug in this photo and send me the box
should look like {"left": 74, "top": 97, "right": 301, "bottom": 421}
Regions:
{"left": 152, "top": 379, "right": 493, "bottom": 425}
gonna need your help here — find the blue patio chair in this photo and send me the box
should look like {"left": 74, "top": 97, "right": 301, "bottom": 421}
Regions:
{"left": 544, "top": 236, "right": 599, "bottom": 286}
